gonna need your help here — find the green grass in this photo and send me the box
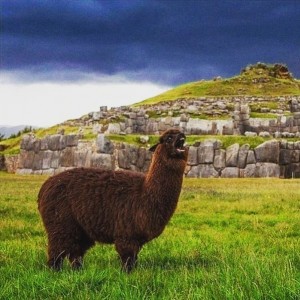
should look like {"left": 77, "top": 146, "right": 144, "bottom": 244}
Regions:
{"left": 0, "top": 172, "right": 299, "bottom": 299}
{"left": 107, "top": 134, "right": 273, "bottom": 149}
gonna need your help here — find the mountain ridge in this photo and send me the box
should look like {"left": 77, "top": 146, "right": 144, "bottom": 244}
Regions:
{"left": 0, "top": 125, "right": 35, "bottom": 138}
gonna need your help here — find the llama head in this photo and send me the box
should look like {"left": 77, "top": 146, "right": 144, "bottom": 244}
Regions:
{"left": 149, "top": 129, "right": 188, "bottom": 160}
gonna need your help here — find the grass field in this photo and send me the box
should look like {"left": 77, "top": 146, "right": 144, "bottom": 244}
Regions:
{"left": 0, "top": 172, "right": 299, "bottom": 299}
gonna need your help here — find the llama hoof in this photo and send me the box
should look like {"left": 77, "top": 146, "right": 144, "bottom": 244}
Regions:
{"left": 122, "top": 263, "right": 134, "bottom": 273}
{"left": 70, "top": 257, "right": 83, "bottom": 270}
{"left": 48, "top": 262, "right": 63, "bottom": 272}
{"left": 121, "top": 257, "right": 137, "bottom": 273}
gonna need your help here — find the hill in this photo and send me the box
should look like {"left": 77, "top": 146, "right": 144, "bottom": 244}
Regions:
{"left": 134, "top": 63, "right": 300, "bottom": 106}
{"left": 1, "top": 62, "right": 300, "bottom": 157}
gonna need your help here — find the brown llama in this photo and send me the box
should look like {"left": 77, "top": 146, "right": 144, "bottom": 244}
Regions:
{"left": 38, "top": 129, "right": 188, "bottom": 272}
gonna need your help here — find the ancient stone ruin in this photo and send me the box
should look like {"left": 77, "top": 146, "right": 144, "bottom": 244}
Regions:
{"left": 10, "top": 133, "right": 300, "bottom": 178}
{"left": 67, "top": 95, "right": 300, "bottom": 138}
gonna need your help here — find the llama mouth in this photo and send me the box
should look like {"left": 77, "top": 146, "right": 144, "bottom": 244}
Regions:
{"left": 175, "top": 137, "right": 186, "bottom": 152}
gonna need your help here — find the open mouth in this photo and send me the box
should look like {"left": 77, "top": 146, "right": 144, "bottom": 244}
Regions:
{"left": 175, "top": 137, "right": 186, "bottom": 153}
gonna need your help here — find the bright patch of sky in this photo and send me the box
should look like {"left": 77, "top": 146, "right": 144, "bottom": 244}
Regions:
{"left": 1, "top": 74, "right": 169, "bottom": 127}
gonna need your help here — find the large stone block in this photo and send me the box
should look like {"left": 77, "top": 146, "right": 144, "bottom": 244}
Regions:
{"left": 65, "top": 134, "right": 79, "bottom": 147}
{"left": 164, "top": 116, "right": 173, "bottom": 125}
{"left": 118, "top": 149, "right": 129, "bottom": 169}
{"left": 198, "top": 164, "right": 219, "bottom": 178}
{"left": 145, "top": 121, "right": 157, "bottom": 134}
{"left": 136, "top": 147, "right": 147, "bottom": 169}
{"left": 158, "top": 122, "right": 167, "bottom": 132}
{"left": 198, "top": 140, "right": 218, "bottom": 164}
{"left": 279, "top": 149, "right": 300, "bottom": 165}
{"left": 50, "top": 151, "right": 60, "bottom": 169}
{"left": 221, "top": 167, "right": 240, "bottom": 178}
{"left": 20, "top": 134, "right": 35, "bottom": 150}
{"left": 42, "top": 169, "right": 55, "bottom": 175}
{"left": 91, "top": 153, "right": 114, "bottom": 170}
{"left": 226, "top": 143, "right": 240, "bottom": 167}
{"left": 42, "top": 150, "right": 53, "bottom": 169}
{"left": 242, "top": 164, "right": 256, "bottom": 177}
{"left": 180, "top": 114, "right": 189, "bottom": 122}
{"left": 18, "top": 150, "right": 35, "bottom": 169}
{"left": 47, "top": 135, "right": 63, "bottom": 151}
{"left": 187, "top": 146, "right": 198, "bottom": 166}
{"left": 222, "top": 125, "right": 234, "bottom": 135}
{"left": 108, "top": 123, "right": 121, "bottom": 134}
{"left": 32, "top": 151, "right": 44, "bottom": 170}
{"left": 118, "top": 145, "right": 136, "bottom": 169}
{"left": 173, "top": 117, "right": 181, "bottom": 126}
{"left": 283, "top": 163, "right": 300, "bottom": 178}
{"left": 4, "top": 155, "right": 19, "bottom": 173}
{"left": 16, "top": 168, "right": 33, "bottom": 175}
{"left": 216, "top": 120, "right": 232, "bottom": 135}
{"left": 186, "top": 166, "right": 200, "bottom": 178}
{"left": 60, "top": 147, "right": 75, "bottom": 167}
{"left": 40, "top": 136, "right": 49, "bottom": 150}
{"left": 20, "top": 135, "right": 41, "bottom": 153}
{"left": 136, "top": 117, "right": 146, "bottom": 126}
{"left": 254, "top": 140, "right": 280, "bottom": 163}
{"left": 125, "top": 118, "right": 134, "bottom": 127}
{"left": 74, "top": 150, "right": 88, "bottom": 167}
{"left": 186, "top": 119, "right": 212, "bottom": 135}
{"left": 85, "top": 151, "right": 92, "bottom": 168}
{"left": 96, "top": 134, "right": 114, "bottom": 154}
{"left": 0, "top": 154, "right": 5, "bottom": 171}
{"left": 214, "top": 149, "right": 226, "bottom": 169}
{"left": 255, "top": 163, "right": 280, "bottom": 178}
{"left": 246, "top": 150, "right": 256, "bottom": 164}
{"left": 238, "top": 144, "right": 250, "bottom": 168}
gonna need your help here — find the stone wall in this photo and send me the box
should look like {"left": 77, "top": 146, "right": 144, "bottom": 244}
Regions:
{"left": 14, "top": 133, "right": 300, "bottom": 178}
{"left": 17, "top": 133, "right": 115, "bottom": 175}
{"left": 0, "top": 154, "right": 5, "bottom": 171}
{"left": 0, "top": 154, "right": 19, "bottom": 173}
{"left": 81, "top": 96, "right": 300, "bottom": 137}
{"left": 102, "top": 110, "right": 300, "bottom": 138}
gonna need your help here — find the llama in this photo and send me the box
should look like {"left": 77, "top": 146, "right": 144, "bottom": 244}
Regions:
{"left": 38, "top": 129, "right": 188, "bottom": 272}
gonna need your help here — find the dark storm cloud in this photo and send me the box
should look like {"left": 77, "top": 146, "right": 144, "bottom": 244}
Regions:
{"left": 1, "top": 0, "right": 300, "bottom": 85}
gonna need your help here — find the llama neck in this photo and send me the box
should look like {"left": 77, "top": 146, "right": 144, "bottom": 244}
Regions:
{"left": 144, "top": 151, "right": 186, "bottom": 222}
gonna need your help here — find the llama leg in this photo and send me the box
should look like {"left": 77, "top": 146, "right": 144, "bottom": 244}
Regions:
{"left": 47, "top": 240, "right": 67, "bottom": 271}
{"left": 68, "top": 233, "right": 95, "bottom": 270}
{"left": 44, "top": 215, "right": 94, "bottom": 271}
{"left": 69, "top": 255, "right": 83, "bottom": 269}
{"left": 115, "top": 239, "right": 141, "bottom": 273}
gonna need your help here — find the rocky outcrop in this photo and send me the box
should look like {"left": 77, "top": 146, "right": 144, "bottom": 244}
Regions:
{"left": 13, "top": 133, "right": 300, "bottom": 178}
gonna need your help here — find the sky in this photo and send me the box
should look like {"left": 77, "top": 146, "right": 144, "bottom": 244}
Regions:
{"left": 1, "top": 0, "right": 300, "bottom": 127}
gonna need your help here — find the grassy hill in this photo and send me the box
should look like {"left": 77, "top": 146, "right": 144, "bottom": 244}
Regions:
{"left": 1, "top": 63, "right": 300, "bottom": 156}
{"left": 135, "top": 63, "right": 300, "bottom": 106}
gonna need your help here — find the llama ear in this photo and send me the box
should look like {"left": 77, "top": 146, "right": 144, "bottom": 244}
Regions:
{"left": 149, "top": 143, "right": 159, "bottom": 152}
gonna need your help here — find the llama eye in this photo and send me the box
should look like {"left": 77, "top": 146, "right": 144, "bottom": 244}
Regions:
{"left": 167, "top": 136, "right": 173, "bottom": 142}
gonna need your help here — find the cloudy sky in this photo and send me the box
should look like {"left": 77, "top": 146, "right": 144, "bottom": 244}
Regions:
{"left": 1, "top": 0, "right": 300, "bottom": 127}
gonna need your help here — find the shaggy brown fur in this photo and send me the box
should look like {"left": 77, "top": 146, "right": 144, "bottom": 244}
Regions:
{"left": 38, "top": 129, "right": 188, "bottom": 272}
